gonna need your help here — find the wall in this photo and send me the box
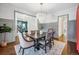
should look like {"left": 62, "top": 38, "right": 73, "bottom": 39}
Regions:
{"left": 0, "top": 3, "right": 35, "bottom": 43}
{"left": 36, "top": 6, "right": 77, "bottom": 40}
{"left": 36, "top": 13, "right": 57, "bottom": 36}
{"left": 0, "top": 3, "right": 35, "bottom": 20}
{"left": 15, "top": 12, "right": 36, "bottom": 34}
{"left": 54, "top": 5, "right": 77, "bottom": 42}
{"left": 0, "top": 4, "right": 14, "bottom": 20}
{"left": 36, "top": 5, "right": 77, "bottom": 40}
{"left": 54, "top": 6, "right": 77, "bottom": 21}
{"left": 68, "top": 20, "right": 76, "bottom": 42}
{"left": 40, "top": 22, "right": 58, "bottom": 37}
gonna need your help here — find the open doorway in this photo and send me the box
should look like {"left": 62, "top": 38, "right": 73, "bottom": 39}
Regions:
{"left": 14, "top": 11, "right": 36, "bottom": 43}
{"left": 58, "top": 14, "right": 68, "bottom": 54}
{"left": 58, "top": 14, "right": 68, "bottom": 42}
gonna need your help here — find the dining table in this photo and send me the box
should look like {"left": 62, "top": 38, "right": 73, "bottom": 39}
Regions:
{"left": 26, "top": 33, "right": 46, "bottom": 51}
{"left": 25, "top": 31, "right": 56, "bottom": 53}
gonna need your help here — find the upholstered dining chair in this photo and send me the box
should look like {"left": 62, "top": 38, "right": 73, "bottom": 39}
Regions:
{"left": 17, "top": 30, "right": 36, "bottom": 55}
{"left": 38, "top": 28, "right": 55, "bottom": 53}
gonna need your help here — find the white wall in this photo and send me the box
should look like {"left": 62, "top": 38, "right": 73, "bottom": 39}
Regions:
{"left": 54, "top": 5, "right": 77, "bottom": 21}
{"left": 0, "top": 3, "right": 35, "bottom": 20}
{"left": 35, "top": 5, "right": 77, "bottom": 24}
{"left": 53, "top": 5, "right": 77, "bottom": 42}
{"left": 0, "top": 4, "right": 14, "bottom": 20}
{"left": 15, "top": 12, "right": 36, "bottom": 34}
{"left": 35, "top": 13, "right": 57, "bottom": 34}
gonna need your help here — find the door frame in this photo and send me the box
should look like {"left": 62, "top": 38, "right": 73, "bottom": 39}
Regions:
{"left": 58, "top": 14, "right": 69, "bottom": 42}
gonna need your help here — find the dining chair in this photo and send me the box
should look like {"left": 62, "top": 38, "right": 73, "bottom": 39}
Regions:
{"left": 17, "top": 30, "right": 36, "bottom": 55}
{"left": 38, "top": 28, "right": 55, "bottom": 53}
{"left": 30, "top": 30, "right": 35, "bottom": 35}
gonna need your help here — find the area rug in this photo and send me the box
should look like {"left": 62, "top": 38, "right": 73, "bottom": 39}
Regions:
{"left": 14, "top": 40, "right": 66, "bottom": 55}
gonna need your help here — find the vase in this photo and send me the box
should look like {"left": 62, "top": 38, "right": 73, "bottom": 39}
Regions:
{"left": 1, "top": 33, "right": 7, "bottom": 47}
{"left": 1, "top": 41, "right": 7, "bottom": 47}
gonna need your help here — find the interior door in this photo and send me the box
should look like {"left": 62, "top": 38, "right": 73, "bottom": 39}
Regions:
{"left": 63, "top": 15, "right": 68, "bottom": 42}
{"left": 58, "top": 14, "right": 68, "bottom": 42}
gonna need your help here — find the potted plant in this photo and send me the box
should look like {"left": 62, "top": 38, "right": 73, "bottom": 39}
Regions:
{"left": 0, "top": 24, "right": 12, "bottom": 47}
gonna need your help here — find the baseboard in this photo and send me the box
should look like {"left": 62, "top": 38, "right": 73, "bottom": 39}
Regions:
{"left": 7, "top": 41, "right": 16, "bottom": 44}
{"left": 68, "top": 40, "right": 76, "bottom": 43}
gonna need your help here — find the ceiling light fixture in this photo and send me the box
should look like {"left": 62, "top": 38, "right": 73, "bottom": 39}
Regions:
{"left": 40, "top": 3, "right": 43, "bottom": 15}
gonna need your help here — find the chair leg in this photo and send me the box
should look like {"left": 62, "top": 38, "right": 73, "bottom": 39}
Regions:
{"left": 19, "top": 46, "right": 21, "bottom": 53}
{"left": 34, "top": 47, "right": 36, "bottom": 52}
{"left": 45, "top": 45, "right": 47, "bottom": 53}
{"left": 34, "top": 47, "right": 37, "bottom": 52}
{"left": 53, "top": 41, "right": 54, "bottom": 45}
{"left": 49, "top": 43, "right": 52, "bottom": 49}
{"left": 45, "top": 39, "right": 47, "bottom": 53}
{"left": 49, "top": 39, "right": 52, "bottom": 49}
{"left": 34, "top": 40, "right": 37, "bottom": 52}
{"left": 45, "top": 42, "right": 47, "bottom": 53}
{"left": 22, "top": 48, "right": 25, "bottom": 55}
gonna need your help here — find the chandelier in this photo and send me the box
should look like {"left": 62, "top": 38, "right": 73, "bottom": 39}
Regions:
{"left": 40, "top": 3, "right": 43, "bottom": 16}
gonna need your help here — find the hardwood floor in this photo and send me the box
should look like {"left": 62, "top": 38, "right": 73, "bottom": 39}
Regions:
{"left": 62, "top": 43, "right": 67, "bottom": 55}
{"left": 0, "top": 38, "right": 79, "bottom": 55}
{"left": 67, "top": 41, "right": 79, "bottom": 55}
{"left": 0, "top": 41, "right": 67, "bottom": 55}
{"left": 0, "top": 36, "right": 19, "bottom": 55}
{"left": 0, "top": 42, "right": 16, "bottom": 55}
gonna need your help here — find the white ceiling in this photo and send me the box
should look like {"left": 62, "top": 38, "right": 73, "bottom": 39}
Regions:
{"left": 11, "top": 3, "right": 77, "bottom": 15}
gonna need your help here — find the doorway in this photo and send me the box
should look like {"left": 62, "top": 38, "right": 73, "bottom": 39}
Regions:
{"left": 58, "top": 14, "right": 68, "bottom": 42}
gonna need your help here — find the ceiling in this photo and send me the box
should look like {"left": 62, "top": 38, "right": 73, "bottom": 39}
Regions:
{"left": 11, "top": 3, "right": 77, "bottom": 15}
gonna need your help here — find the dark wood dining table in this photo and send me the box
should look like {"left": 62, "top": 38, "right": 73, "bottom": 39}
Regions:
{"left": 25, "top": 31, "right": 56, "bottom": 53}
{"left": 26, "top": 33, "right": 46, "bottom": 50}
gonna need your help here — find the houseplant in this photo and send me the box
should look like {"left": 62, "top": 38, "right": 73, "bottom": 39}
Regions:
{"left": 0, "top": 24, "right": 12, "bottom": 47}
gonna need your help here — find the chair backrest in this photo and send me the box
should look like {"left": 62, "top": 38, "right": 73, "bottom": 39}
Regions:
{"left": 46, "top": 28, "right": 54, "bottom": 40}
{"left": 31, "top": 30, "right": 35, "bottom": 35}
{"left": 52, "top": 31, "right": 55, "bottom": 37}
{"left": 17, "top": 31, "right": 33, "bottom": 48}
